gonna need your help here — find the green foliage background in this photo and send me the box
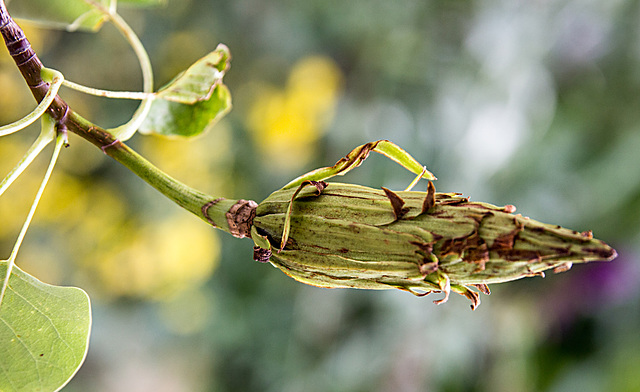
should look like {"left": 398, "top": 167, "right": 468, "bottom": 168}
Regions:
{"left": 1, "top": 0, "right": 639, "bottom": 391}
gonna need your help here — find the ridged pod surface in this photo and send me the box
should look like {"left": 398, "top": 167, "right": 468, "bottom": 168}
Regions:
{"left": 251, "top": 181, "right": 616, "bottom": 309}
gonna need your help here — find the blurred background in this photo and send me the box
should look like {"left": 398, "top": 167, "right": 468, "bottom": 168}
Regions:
{"left": 1, "top": 0, "right": 639, "bottom": 391}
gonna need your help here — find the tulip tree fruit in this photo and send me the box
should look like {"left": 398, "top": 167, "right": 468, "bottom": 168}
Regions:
{"left": 249, "top": 142, "right": 617, "bottom": 309}
{"left": 0, "top": 1, "right": 618, "bottom": 391}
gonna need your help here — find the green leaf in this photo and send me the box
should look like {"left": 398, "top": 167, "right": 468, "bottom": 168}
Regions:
{"left": 155, "top": 45, "right": 231, "bottom": 104}
{"left": 140, "top": 84, "right": 232, "bottom": 137}
{"left": 0, "top": 261, "right": 91, "bottom": 392}
{"left": 7, "top": 0, "right": 164, "bottom": 31}
{"left": 139, "top": 46, "right": 233, "bottom": 137}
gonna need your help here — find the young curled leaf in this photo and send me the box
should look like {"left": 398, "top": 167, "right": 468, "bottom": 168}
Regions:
{"left": 283, "top": 140, "right": 436, "bottom": 190}
{"left": 139, "top": 83, "right": 231, "bottom": 137}
{"left": 154, "top": 44, "right": 231, "bottom": 104}
{"left": 139, "top": 45, "right": 232, "bottom": 137}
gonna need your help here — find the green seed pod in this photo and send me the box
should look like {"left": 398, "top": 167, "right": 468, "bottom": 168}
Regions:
{"left": 251, "top": 181, "right": 616, "bottom": 309}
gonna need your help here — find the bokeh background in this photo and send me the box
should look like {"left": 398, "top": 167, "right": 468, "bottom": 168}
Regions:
{"left": 2, "top": 0, "right": 640, "bottom": 391}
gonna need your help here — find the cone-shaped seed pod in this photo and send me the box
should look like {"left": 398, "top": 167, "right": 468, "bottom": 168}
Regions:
{"left": 251, "top": 181, "right": 616, "bottom": 309}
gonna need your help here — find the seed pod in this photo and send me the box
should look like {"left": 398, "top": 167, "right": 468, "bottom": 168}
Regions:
{"left": 250, "top": 181, "right": 616, "bottom": 309}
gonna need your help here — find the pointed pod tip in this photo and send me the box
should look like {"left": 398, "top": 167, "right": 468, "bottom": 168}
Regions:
{"left": 604, "top": 246, "right": 618, "bottom": 261}
{"left": 582, "top": 240, "right": 617, "bottom": 262}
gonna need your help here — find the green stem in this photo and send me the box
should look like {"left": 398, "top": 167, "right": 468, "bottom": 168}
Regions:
{"left": 66, "top": 111, "right": 240, "bottom": 236}
{"left": 113, "top": 139, "right": 238, "bottom": 232}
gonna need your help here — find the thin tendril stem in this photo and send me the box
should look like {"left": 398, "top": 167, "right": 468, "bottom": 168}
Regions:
{"left": 0, "top": 69, "right": 64, "bottom": 136}
{"left": 82, "top": 0, "right": 154, "bottom": 140}
{"left": 62, "top": 79, "right": 153, "bottom": 100}
{"left": 0, "top": 129, "right": 65, "bottom": 306}
{"left": 0, "top": 117, "right": 56, "bottom": 198}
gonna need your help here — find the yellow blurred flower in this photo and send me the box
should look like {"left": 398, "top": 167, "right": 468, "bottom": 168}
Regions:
{"left": 0, "top": 138, "right": 37, "bottom": 240}
{"left": 0, "top": 71, "right": 34, "bottom": 121}
{"left": 247, "top": 55, "right": 343, "bottom": 169}
{"left": 91, "top": 214, "right": 220, "bottom": 301}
